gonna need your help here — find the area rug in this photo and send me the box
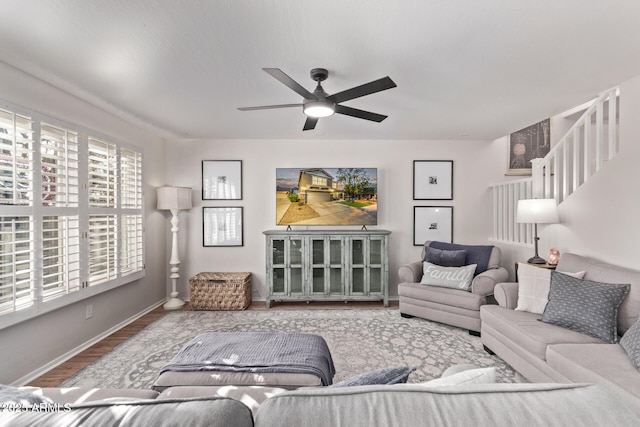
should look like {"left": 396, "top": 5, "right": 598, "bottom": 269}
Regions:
{"left": 59, "top": 309, "right": 525, "bottom": 388}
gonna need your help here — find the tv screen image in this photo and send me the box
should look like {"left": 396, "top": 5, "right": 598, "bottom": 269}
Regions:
{"left": 276, "top": 168, "right": 378, "bottom": 226}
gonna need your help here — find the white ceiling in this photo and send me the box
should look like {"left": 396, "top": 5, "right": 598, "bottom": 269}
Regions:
{"left": 1, "top": 0, "right": 639, "bottom": 141}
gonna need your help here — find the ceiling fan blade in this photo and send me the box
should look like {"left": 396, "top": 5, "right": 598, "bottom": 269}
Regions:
{"left": 263, "top": 68, "right": 318, "bottom": 100}
{"left": 238, "top": 103, "right": 302, "bottom": 111}
{"left": 303, "top": 117, "right": 319, "bottom": 131}
{"left": 335, "top": 105, "right": 388, "bottom": 122}
{"left": 328, "top": 76, "right": 397, "bottom": 104}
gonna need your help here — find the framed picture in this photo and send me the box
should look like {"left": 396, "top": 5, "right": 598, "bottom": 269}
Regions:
{"left": 203, "top": 207, "right": 243, "bottom": 247}
{"left": 202, "top": 160, "right": 242, "bottom": 200}
{"left": 413, "top": 206, "right": 453, "bottom": 246}
{"left": 413, "top": 160, "right": 453, "bottom": 200}
{"left": 507, "top": 119, "right": 551, "bottom": 175}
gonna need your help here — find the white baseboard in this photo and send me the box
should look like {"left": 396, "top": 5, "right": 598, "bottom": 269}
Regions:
{"left": 13, "top": 299, "right": 166, "bottom": 386}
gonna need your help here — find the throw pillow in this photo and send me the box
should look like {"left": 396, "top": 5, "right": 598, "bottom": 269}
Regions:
{"left": 0, "top": 385, "right": 53, "bottom": 406}
{"left": 424, "top": 247, "right": 467, "bottom": 267}
{"left": 329, "top": 367, "right": 416, "bottom": 388}
{"left": 541, "top": 271, "right": 630, "bottom": 343}
{"left": 620, "top": 318, "right": 640, "bottom": 370}
{"left": 428, "top": 241, "right": 494, "bottom": 276}
{"left": 420, "top": 262, "right": 477, "bottom": 291}
{"left": 418, "top": 367, "right": 496, "bottom": 387}
{"left": 515, "top": 263, "right": 586, "bottom": 314}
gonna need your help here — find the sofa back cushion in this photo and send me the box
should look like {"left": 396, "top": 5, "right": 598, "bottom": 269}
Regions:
{"left": 423, "top": 241, "right": 499, "bottom": 276}
{"left": 557, "top": 253, "right": 640, "bottom": 334}
{"left": 254, "top": 383, "right": 640, "bottom": 427}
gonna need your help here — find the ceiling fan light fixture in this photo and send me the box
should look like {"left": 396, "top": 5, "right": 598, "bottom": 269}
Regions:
{"left": 303, "top": 100, "right": 335, "bottom": 118}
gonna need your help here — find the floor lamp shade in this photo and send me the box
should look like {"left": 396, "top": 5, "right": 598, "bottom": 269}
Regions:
{"left": 157, "top": 186, "right": 192, "bottom": 310}
{"left": 517, "top": 199, "right": 559, "bottom": 264}
{"left": 157, "top": 186, "right": 192, "bottom": 211}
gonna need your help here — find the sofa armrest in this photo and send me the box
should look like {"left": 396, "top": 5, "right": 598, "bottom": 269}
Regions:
{"left": 398, "top": 261, "right": 423, "bottom": 283}
{"left": 470, "top": 267, "right": 508, "bottom": 296}
{"left": 493, "top": 282, "right": 519, "bottom": 309}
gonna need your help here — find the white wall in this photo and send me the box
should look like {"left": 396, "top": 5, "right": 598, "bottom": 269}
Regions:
{"left": 0, "top": 62, "right": 167, "bottom": 384}
{"left": 165, "top": 137, "right": 507, "bottom": 301}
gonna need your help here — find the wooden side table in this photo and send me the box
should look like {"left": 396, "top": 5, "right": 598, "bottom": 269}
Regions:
{"left": 514, "top": 262, "right": 557, "bottom": 281}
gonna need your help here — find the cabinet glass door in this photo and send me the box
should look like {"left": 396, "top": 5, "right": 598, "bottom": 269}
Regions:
{"left": 328, "top": 238, "right": 343, "bottom": 295}
{"left": 368, "top": 238, "right": 384, "bottom": 294}
{"left": 271, "top": 239, "right": 286, "bottom": 295}
{"left": 289, "top": 239, "right": 304, "bottom": 294}
{"left": 351, "top": 238, "right": 366, "bottom": 294}
{"left": 311, "top": 238, "right": 325, "bottom": 294}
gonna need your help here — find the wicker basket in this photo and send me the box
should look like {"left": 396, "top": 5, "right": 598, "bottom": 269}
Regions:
{"left": 189, "top": 272, "right": 251, "bottom": 310}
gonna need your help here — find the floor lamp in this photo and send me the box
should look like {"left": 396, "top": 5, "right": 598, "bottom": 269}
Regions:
{"left": 157, "top": 186, "right": 192, "bottom": 310}
{"left": 516, "top": 198, "right": 559, "bottom": 264}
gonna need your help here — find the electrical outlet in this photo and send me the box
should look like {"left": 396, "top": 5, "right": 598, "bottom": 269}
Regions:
{"left": 85, "top": 304, "right": 93, "bottom": 319}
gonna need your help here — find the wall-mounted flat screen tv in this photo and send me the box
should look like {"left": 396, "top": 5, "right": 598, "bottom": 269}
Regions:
{"left": 276, "top": 168, "right": 378, "bottom": 226}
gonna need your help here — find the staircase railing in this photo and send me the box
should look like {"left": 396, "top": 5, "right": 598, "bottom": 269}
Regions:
{"left": 490, "top": 86, "right": 619, "bottom": 245}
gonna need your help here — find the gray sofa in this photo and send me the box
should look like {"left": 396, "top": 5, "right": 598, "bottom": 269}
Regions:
{"left": 398, "top": 241, "right": 508, "bottom": 333}
{"left": 4, "top": 382, "right": 640, "bottom": 426}
{"left": 481, "top": 252, "right": 640, "bottom": 412}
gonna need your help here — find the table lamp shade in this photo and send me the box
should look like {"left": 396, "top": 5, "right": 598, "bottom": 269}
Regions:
{"left": 157, "top": 186, "right": 192, "bottom": 211}
{"left": 516, "top": 199, "right": 559, "bottom": 224}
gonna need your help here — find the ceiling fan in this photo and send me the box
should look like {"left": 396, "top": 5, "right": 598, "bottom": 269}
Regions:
{"left": 238, "top": 68, "right": 397, "bottom": 131}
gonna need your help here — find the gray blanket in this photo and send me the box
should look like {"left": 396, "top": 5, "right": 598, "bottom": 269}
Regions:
{"left": 158, "top": 332, "right": 336, "bottom": 386}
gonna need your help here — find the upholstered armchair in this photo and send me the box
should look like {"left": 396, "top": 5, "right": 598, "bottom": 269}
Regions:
{"left": 398, "top": 241, "right": 508, "bottom": 334}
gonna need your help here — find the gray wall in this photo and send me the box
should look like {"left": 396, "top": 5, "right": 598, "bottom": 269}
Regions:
{"left": 0, "top": 62, "right": 168, "bottom": 385}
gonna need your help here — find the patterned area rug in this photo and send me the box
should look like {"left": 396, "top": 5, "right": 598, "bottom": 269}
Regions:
{"left": 60, "top": 309, "right": 525, "bottom": 388}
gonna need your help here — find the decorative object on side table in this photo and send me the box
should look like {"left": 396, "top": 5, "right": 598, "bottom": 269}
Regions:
{"left": 157, "top": 186, "right": 193, "bottom": 310}
{"left": 413, "top": 160, "right": 453, "bottom": 200}
{"left": 516, "top": 198, "right": 559, "bottom": 264}
{"left": 547, "top": 247, "right": 560, "bottom": 266}
{"left": 413, "top": 206, "right": 453, "bottom": 245}
{"left": 202, "top": 160, "right": 242, "bottom": 200}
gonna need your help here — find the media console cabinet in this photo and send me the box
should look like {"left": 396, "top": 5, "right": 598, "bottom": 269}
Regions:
{"left": 263, "top": 229, "right": 391, "bottom": 308}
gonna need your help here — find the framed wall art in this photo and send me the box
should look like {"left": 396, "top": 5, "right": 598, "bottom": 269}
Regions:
{"left": 413, "top": 206, "right": 453, "bottom": 246}
{"left": 507, "top": 119, "right": 551, "bottom": 175}
{"left": 413, "top": 160, "right": 453, "bottom": 200}
{"left": 202, "top": 160, "right": 243, "bottom": 200}
{"left": 203, "top": 206, "right": 244, "bottom": 247}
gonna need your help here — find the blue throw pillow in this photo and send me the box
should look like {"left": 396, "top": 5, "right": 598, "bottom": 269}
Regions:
{"left": 424, "top": 247, "right": 467, "bottom": 267}
{"left": 428, "top": 242, "right": 494, "bottom": 276}
{"left": 329, "top": 367, "right": 416, "bottom": 388}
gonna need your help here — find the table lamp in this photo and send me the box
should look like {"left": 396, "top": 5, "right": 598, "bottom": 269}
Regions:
{"left": 516, "top": 198, "right": 559, "bottom": 264}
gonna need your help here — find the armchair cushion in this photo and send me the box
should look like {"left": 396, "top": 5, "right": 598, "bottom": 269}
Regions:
{"left": 424, "top": 247, "right": 468, "bottom": 267}
{"left": 427, "top": 242, "right": 495, "bottom": 276}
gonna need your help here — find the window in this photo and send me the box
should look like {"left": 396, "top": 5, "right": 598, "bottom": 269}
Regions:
{"left": 0, "top": 103, "right": 144, "bottom": 328}
{"left": 312, "top": 176, "right": 327, "bottom": 187}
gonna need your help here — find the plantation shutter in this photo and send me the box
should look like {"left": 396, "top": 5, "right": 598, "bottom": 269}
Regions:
{"left": 0, "top": 101, "right": 145, "bottom": 328}
{"left": 88, "top": 215, "right": 118, "bottom": 286}
{"left": 0, "top": 217, "right": 35, "bottom": 314}
{"left": 42, "top": 216, "right": 81, "bottom": 300}
{"left": 88, "top": 138, "right": 117, "bottom": 208}
{"left": 41, "top": 123, "right": 79, "bottom": 207}
{"left": 0, "top": 109, "right": 33, "bottom": 205}
{"left": 0, "top": 109, "right": 34, "bottom": 315}
{"left": 120, "top": 148, "right": 143, "bottom": 276}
